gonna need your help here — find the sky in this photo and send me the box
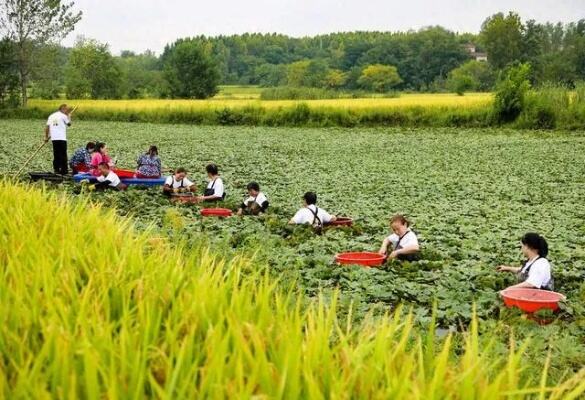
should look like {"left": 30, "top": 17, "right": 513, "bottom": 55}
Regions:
{"left": 62, "top": 0, "right": 585, "bottom": 54}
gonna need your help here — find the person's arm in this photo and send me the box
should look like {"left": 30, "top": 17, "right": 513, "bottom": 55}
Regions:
{"left": 379, "top": 238, "right": 391, "bottom": 255}
{"left": 44, "top": 125, "right": 50, "bottom": 142}
{"left": 289, "top": 210, "right": 303, "bottom": 225}
{"left": 187, "top": 184, "right": 196, "bottom": 193}
{"left": 496, "top": 265, "right": 521, "bottom": 273}
{"left": 507, "top": 281, "right": 537, "bottom": 289}
{"left": 389, "top": 243, "right": 420, "bottom": 259}
{"left": 260, "top": 200, "right": 269, "bottom": 211}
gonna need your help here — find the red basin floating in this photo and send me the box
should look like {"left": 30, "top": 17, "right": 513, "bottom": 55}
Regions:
{"left": 335, "top": 251, "right": 386, "bottom": 267}
{"left": 500, "top": 288, "right": 566, "bottom": 313}
{"left": 200, "top": 208, "right": 233, "bottom": 217}
{"left": 328, "top": 217, "right": 354, "bottom": 227}
{"left": 113, "top": 168, "right": 135, "bottom": 178}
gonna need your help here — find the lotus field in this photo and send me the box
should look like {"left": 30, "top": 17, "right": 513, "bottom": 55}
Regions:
{"left": 1, "top": 119, "right": 585, "bottom": 398}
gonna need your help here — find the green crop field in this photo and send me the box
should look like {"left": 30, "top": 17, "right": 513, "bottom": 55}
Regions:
{"left": 2, "top": 119, "right": 585, "bottom": 397}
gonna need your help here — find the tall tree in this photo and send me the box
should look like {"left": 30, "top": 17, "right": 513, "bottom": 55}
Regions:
{"left": 65, "top": 38, "right": 122, "bottom": 99}
{"left": 0, "top": 38, "right": 19, "bottom": 107}
{"left": 161, "top": 39, "right": 220, "bottom": 99}
{"left": 357, "top": 64, "right": 402, "bottom": 92}
{"left": 480, "top": 12, "right": 524, "bottom": 70}
{"left": 0, "top": 0, "right": 81, "bottom": 106}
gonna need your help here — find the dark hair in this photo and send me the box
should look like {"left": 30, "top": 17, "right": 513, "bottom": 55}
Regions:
{"left": 390, "top": 214, "right": 410, "bottom": 227}
{"left": 95, "top": 142, "right": 106, "bottom": 152}
{"left": 206, "top": 163, "right": 219, "bottom": 175}
{"left": 303, "top": 191, "right": 317, "bottom": 205}
{"left": 58, "top": 104, "right": 68, "bottom": 111}
{"left": 86, "top": 142, "right": 96, "bottom": 151}
{"left": 175, "top": 167, "right": 187, "bottom": 174}
{"left": 521, "top": 232, "right": 549, "bottom": 258}
{"left": 247, "top": 181, "right": 260, "bottom": 191}
{"left": 148, "top": 145, "right": 158, "bottom": 156}
{"left": 98, "top": 162, "right": 110, "bottom": 169}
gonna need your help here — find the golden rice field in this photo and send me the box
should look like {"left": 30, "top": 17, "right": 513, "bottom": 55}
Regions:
{"left": 28, "top": 92, "right": 493, "bottom": 112}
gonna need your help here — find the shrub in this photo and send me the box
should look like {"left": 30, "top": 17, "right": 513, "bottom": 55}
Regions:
{"left": 493, "top": 63, "right": 531, "bottom": 123}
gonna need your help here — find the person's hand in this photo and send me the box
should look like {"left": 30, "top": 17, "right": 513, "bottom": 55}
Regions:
{"left": 237, "top": 209, "right": 243, "bottom": 216}
{"left": 497, "top": 265, "right": 511, "bottom": 272}
{"left": 378, "top": 249, "right": 386, "bottom": 256}
{"left": 388, "top": 251, "right": 399, "bottom": 259}
{"left": 44, "top": 136, "right": 50, "bottom": 143}
{"left": 173, "top": 188, "right": 179, "bottom": 193}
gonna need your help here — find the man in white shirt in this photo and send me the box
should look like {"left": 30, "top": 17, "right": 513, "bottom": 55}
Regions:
{"left": 44, "top": 104, "right": 73, "bottom": 175}
{"left": 84, "top": 162, "right": 127, "bottom": 191}
{"left": 237, "top": 182, "right": 269, "bottom": 216}
{"left": 289, "top": 192, "right": 336, "bottom": 227}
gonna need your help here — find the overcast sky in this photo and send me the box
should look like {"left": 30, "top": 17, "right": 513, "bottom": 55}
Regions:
{"left": 62, "top": 0, "right": 584, "bottom": 54}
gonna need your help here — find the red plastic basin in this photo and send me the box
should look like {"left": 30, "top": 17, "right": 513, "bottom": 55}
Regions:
{"left": 335, "top": 252, "right": 386, "bottom": 267}
{"left": 500, "top": 288, "right": 566, "bottom": 313}
{"left": 200, "top": 208, "right": 233, "bottom": 217}
{"left": 112, "top": 168, "right": 136, "bottom": 178}
{"left": 328, "top": 217, "right": 354, "bottom": 227}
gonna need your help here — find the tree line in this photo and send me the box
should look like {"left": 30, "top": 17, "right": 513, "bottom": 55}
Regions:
{"left": 1, "top": 1, "right": 584, "bottom": 105}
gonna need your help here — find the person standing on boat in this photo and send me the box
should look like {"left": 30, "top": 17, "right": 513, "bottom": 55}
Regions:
{"left": 378, "top": 214, "right": 420, "bottom": 261}
{"left": 44, "top": 104, "right": 73, "bottom": 175}
{"left": 497, "top": 232, "right": 553, "bottom": 290}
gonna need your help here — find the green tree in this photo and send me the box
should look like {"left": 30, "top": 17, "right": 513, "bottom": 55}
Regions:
{"left": 324, "top": 69, "right": 347, "bottom": 89}
{"left": 304, "top": 59, "right": 330, "bottom": 87}
{"left": 286, "top": 60, "right": 310, "bottom": 87}
{"left": 0, "top": 38, "right": 19, "bottom": 107}
{"left": 162, "top": 39, "right": 220, "bottom": 99}
{"left": 31, "top": 44, "right": 67, "bottom": 99}
{"left": 446, "top": 60, "right": 495, "bottom": 94}
{"left": 254, "top": 63, "right": 287, "bottom": 87}
{"left": 117, "top": 50, "right": 167, "bottom": 98}
{"left": 65, "top": 38, "right": 122, "bottom": 99}
{"left": 480, "top": 12, "right": 524, "bottom": 70}
{"left": 357, "top": 64, "right": 402, "bottom": 92}
{"left": 0, "top": 0, "right": 81, "bottom": 106}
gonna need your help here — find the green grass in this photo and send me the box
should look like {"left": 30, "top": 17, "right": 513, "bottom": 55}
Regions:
{"left": 1, "top": 120, "right": 585, "bottom": 390}
{"left": 2, "top": 181, "right": 585, "bottom": 398}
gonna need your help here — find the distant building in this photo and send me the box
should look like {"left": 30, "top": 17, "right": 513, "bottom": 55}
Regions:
{"left": 463, "top": 43, "right": 488, "bottom": 62}
{"left": 474, "top": 53, "right": 488, "bottom": 62}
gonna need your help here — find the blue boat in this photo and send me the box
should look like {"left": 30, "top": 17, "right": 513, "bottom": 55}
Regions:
{"left": 73, "top": 173, "right": 166, "bottom": 186}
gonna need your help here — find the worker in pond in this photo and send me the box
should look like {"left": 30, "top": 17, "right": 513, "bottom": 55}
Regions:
{"left": 289, "top": 191, "right": 336, "bottom": 229}
{"left": 163, "top": 167, "right": 197, "bottom": 195}
{"left": 497, "top": 232, "right": 553, "bottom": 290}
{"left": 378, "top": 214, "right": 421, "bottom": 261}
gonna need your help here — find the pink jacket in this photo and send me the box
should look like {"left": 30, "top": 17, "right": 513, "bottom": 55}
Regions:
{"left": 90, "top": 152, "right": 113, "bottom": 176}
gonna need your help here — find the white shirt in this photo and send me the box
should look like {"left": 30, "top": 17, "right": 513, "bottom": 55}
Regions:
{"left": 97, "top": 171, "right": 121, "bottom": 187}
{"left": 165, "top": 175, "right": 194, "bottom": 189}
{"left": 291, "top": 204, "right": 333, "bottom": 225}
{"left": 387, "top": 230, "right": 419, "bottom": 250}
{"left": 520, "top": 257, "right": 552, "bottom": 289}
{"left": 46, "top": 111, "right": 71, "bottom": 141}
{"left": 244, "top": 192, "right": 268, "bottom": 206}
{"left": 206, "top": 178, "right": 224, "bottom": 198}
